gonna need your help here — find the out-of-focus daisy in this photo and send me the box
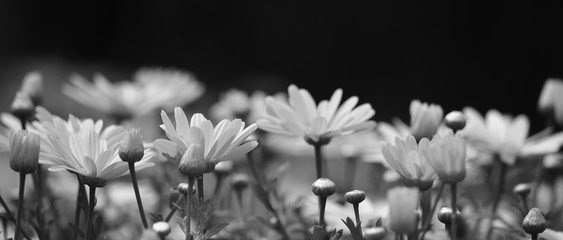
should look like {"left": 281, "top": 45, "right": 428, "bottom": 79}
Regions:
{"left": 35, "top": 107, "right": 154, "bottom": 186}
{"left": 460, "top": 107, "right": 563, "bottom": 165}
{"left": 210, "top": 89, "right": 286, "bottom": 124}
{"left": 538, "top": 78, "right": 563, "bottom": 121}
{"left": 410, "top": 100, "right": 444, "bottom": 140}
{"left": 19, "top": 71, "right": 43, "bottom": 106}
{"left": 419, "top": 130, "right": 466, "bottom": 184}
{"left": 381, "top": 135, "right": 436, "bottom": 190}
{"left": 153, "top": 107, "right": 258, "bottom": 168}
{"left": 387, "top": 187, "right": 419, "bottom": 235}
{"left": 62, "top": 68, "right": 204, "bottom": 122}
{"left": 257, "top": 85, "right": 376, "bottom": 145}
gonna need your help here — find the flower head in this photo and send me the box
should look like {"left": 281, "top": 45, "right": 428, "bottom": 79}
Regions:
{"left": 10, "top": 130, "right": 40, "bottom": 174}
{"left": 19, "top": 71, "right": 43, "bottom": 106}
{"left": 538, "top": 78, "right": 563, "bottom": 119}
{"left": 522, "top": 208, "right": 547, "bottom": 235}
{"left": 154, "top": 107, "right": 258, "bottom": 170}
{"left": 258, "top": 85, "right": 376, "bottom": 145}
{"left": 419, "top": 130, "right": 466, "bottom": 184}
{"left": 312, "top": 178, "right": 336, "bottom": 197}
{"left": 119, "top": 128, "right": 145, "bottom": 163}
{"left": 410, "top": 100, "right": 444, "bottom": 140}
{"left": 381, "top": 135, "right": 436, "bottom": 190}
{"left": 178, "top": 144, "right": 207, "bottom": 177}
{"left": 387, "top": 187, "right": 419, "bottom": 235}
{"left": 11, "top": 91, "right": 34, "bottom": 121}
{"left": 63, "top": 68, "right": 204, "bottom": 121}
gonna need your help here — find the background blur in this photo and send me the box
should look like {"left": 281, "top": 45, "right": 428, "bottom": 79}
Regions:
{"left": 1, "top": 1, "right": 563, "bottom": 132}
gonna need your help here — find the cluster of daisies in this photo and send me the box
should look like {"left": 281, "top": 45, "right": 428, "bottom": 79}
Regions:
{"left": 2, "top": 69, "right": 563, "bottom": 240}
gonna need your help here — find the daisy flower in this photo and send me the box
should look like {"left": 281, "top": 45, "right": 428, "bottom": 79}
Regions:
{"left": 62, "top": 68, "right": 204, "bottom": 122}
{"left": 410, "top": 100, "right": 444, "bottom": 140}
{"left": 35, "top": 107, "right": 154, "bottom": 186}
{"left": 257, "top": 85, "right": 376, "bottom": 145}
{"left": 460, "top": 107, "right": 563, "bottom": 165}
{"left": 153, "top": 107, "right": 258, "bottom": 168}
{"left": 419, "top": 130, "right": 467, "bottom": 184}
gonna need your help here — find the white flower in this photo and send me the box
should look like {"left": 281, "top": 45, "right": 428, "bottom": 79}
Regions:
{"left": 387, "top": 187, "right": 419, "bottom": 235}
{"left": 153, "top": 107, "right": 258, "bottom": 167}
{"left": 257, "top": 85, "right": 376, "bottom": 144}
{"left": 538, "top": 78, "right": 563, "bottom": 118}
{"left": 419, "top": 130, "right": 466, "bottom": 184}
{"left": 410, "top": 100, "right": 444, "bottom": 140}
{"left": 62, "top": 68, "right": 204, "bottom": 121}
{"left": 35, "top": 107, "right": 154, "bottom": 185}
{"left": 19, "top": 71, "right": 43, "bottom": 106}
{"left": 460, "top": 107, "right": 563, "bottom": 165}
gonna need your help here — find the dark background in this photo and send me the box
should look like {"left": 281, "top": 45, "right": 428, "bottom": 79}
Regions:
{"left": 1, "top": 1, "right": 563, "bottom": 132}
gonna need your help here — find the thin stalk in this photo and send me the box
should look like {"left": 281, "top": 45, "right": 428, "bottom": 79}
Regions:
{"left": 14, "top": 173, "right": 26, "bottom": 240}
{"left": 521, "top": 196, "right": 529, "bottom": 212}
{"left": 74, "top": 174, "right": 88, "bottom": 240}
{"left": 352, "top": 203, "right": 363, "bottom": 236}
{"left": 318, "top": 196, "right": 327, "bottom": 228}
{"left": 165, "top": 194, "right": 184, "bottom": 222}
{"left": 85, "top": 186, "right": 97, "bottom": 240}
{"left": 532, "top": 233, "right": 538, "bottom": 240}
{"left": 128, "top": 162, "right": 149, "bottom": 229}
{"left": 186, "top": 177, "right": 194, "bottom": 240}
{"left": 450, "top": 184, "right": 457, "bottom": 240}
{"left": 0, "top": 193, "right": 30, "bottom": 240}
{"left": 212, "top": 173, "right": 225, "bottom": 199}
{"left": 485, "top": 161, "right": 507, "bottom": 240}
{"left": 419, "top": 183, "right": 445, "bottom": 240}
{"left": 235, "top": 190, "right": 244, "bottom": 216}
{"left": 197, "top": 176, "right": 204, "bottom": 204}
{"left": 314, "top": 143, "right": 323, "bottom": 179}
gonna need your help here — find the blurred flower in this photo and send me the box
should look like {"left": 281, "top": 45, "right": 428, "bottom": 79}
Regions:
{"left": 538, "top": 78, "right": 563, "bottom": 118}
{"left": 258, "top": 85, "right": 376, "bottom": 145}
{"left": 35, "top": 108, "right": 154, "bottom": 186}
{"left": 153, "top": 107, "right": 258, "bottom": 168}
{"left": 62, "top": 68, "right": 204, "bottom": 121}
{"left": 387, "top": 187, "right": 419, "bottom": 235}
{"left": 460, "top": 107, "right": 563, "bottom": 165}
{"left": 381, "top": 135, "right": 436, "bottom": 190}
{"left": 11, "top": 91, "right": 34, "bottom": 121}
{"left": 210, "top": 89, "right": 287, "bottom": 124}
{"left": 9, "top": 130, "right": 40, "bottom": 174}
{"left": 410, "top": 100, "right": 443, "bottom": 140}
{"left": 19, "top": 71, "right": 43, "bottom": 106}
{"left": 419, "top": 130, "right": 466, "bottom": 184}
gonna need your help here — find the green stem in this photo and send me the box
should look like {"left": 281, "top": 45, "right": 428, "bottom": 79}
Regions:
{"left": 73, "top": 182, "right": 82, "bottom": 240}
{"left": 353, "top": 203, "right": 362, "bottom": 236}
{"left": 85, "top": 186, "right": 96, "bottom": 240}
{"left": 197, "top": 176, "right": 204, "bottom": 204}
{"left": 486, "top": 161, "right": 507, "bottom": 240}
{"left": 314, "top": 143, "right": 323, "bottom": 179}
{"left": 186, "top": 177, "right": 194, "bottom": 240}
{"left": 165, "top": 194, "right": 184, "bottom": 222}
{"left": 0, "top": 193, "right": 30, "bottom": 240}
{"left": 532, "top": 233, "right": 538, "bottom": 240}
{"left": 318, "top": 196, "right": 327, "bottom": 229}
{"left": 450, "top": 184, "right": 457, "bottom": 240}
{"left": 419, "top": 183, "right": 444, "bottom": 240}
{"left": 14, "top": 173, "right": 26, "bottom": 240}
{"left": 128, "top": 162, "right": 149, "bottom": 229}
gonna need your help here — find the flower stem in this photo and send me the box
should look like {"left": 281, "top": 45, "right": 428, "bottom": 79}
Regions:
{"left": 485, "top": 161, "right": 507, "bottom": 240}
{"left": 14, "top": 173, "right": 26, "bottom": 240}
{"left": 353, "top": 203, "right": 363, "bottom": 236}
{"left": 186, "top": 177, "right": 194, "bottom": 240}
{"left": 419, "top": 183, "right": 444, "bottom": 240}
{"left": 74, "top": 174, "right": 88, "bottom": 240}
{"left": 318, "top": 196, "right": 327, "bottom": 229}
{"left": 128, "top": 162, "right": 149, "bottom": 229}
{"left": 450, "top": 183, "right": 457, "bottom": 240}
{"left": 532, "top": 233, "right": 538, "bottom": 240}
{"left": 165, "top": 194, "right": 184, "bottom": 222}
{"left": 314, "top": 143, "right": 324, "bottom": 179}
{"left": 85, "top": 186, "right": 97, "bottom": 240}
{"left": 197, "top": 176, "right": 204, "bottom": 204}
{"left": 0, "top": 192, "right": 30, "bottom": 240}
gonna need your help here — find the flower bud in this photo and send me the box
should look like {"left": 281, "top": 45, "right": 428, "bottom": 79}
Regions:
{"left": 230, "top": 173, "right": 250, "bottom": 192}
{"left": 444, "top": 111, "right": 466, "bottom": 132}
{"left": 178, "top": 144, "right": 207, "bottom": 178}
{"left": 437, "top": 207, "right": 461, "bottom": 225}
{"left": 522, "top": 208, "right": 547, "bottom": 235}
{"left": 119, "top": 128, "right": 145, "bottom": 163}
{"left": 177, "top": 183, "right": 190, "bottom": 194}
{"left": 312, "top": 178, "right": 336, "bottom": 197}
{"left": 20, "top": 72, "right": 43, "bottom": 106}
{"left": 9, "top": 130, "right": 40, "bottom": 174}
{"left": 513, "top": 183, "right": 532, "bottom": 198}
{"left": 344, "top": 190, "right": 366, "bottom": 205}
{"left": 152, "top": 221, "right": 171, "bottom": 237}
{"left": 363, "top": 227, "right": 386, "bottom": 240}
{"left": 10, "top": 92, "right": 34, "bottom": 122}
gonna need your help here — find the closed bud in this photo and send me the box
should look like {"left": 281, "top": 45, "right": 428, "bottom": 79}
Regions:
{"left": 363, "top": 227, "right": 386, "bottom": 240}
{"left": 9, "top": 130, "right": 40, "bottom": 174}
{"left": 444, "top": 111, "right": 466, "bottom": 132}
{"left": 20, "top": 72, "right": 43, "bottom": 106}
{"left": 513, "top": 183, "right": 532, "bottom": 198}
{"left": 522, "top": 208, "right": 547, "bottom": 235}
{"left": 152, "top": 221, "right": 171, "bottom": 237}
{"left": 119, "top": 128, "right": 145, "bottom": 163}
{"left": 11, "top": 92, "right": 34, "bottom": 121}
{"left": 345, "top": 190, "right": 366, "bottom": 205}
{"left": 437, "top": 207, "right": 461, "bottom": 225}
{"left": 312, "top": 178, "right": 336, "bottom": 197}
{"left": 230, "top": 173, "right": 250, "bottom": 191}
{"left": 177, "top": 183, "right": 190, "bottom": 194}
{"left": 178, "top": 144, "right": 207, "bottom": 178}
